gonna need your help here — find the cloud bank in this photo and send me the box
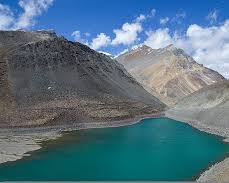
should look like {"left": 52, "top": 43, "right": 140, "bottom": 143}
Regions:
{"left": 144, "top": 20, "right": 229, "bottom": 78}
{"left": 91, "top": 33, "right": 111, "bottom": 50}
{"left": 0, "top": 0, "right": 53, "bottom": 30}
{"left": 0, "top": 4, "right": 14, "bottom": 29}
{"left": 111, "top": 22, "right": 143, "bottom": 46}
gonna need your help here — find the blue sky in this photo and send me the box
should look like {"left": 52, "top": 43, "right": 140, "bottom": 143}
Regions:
{"left": 1, "top": 0, "right": 229, "bottom": 77}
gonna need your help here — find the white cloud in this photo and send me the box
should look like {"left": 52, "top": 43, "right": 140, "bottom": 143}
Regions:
{"left": 86, "top": 11, "right": 154, "bottom": 49}
{"left": 144, "top": 28, "right": 173, "bottom": 49}
{"left": 84, "top": 32, "right": 90, "bottom": 37}
{"left": 136, "top": 14, "right": 146, "bottom": 22}
{"left": 15, "top": 0, "right": 53, "bottom": 29}
{"left": 0, "top": 0, "right": 53, "bottom": 30}
{"left": 86, "top": 12, "right": 148, "bottom": 49}
{"left": 72, "top": 30, "right": 81, "bottom": 41}
{"left": 71, "top": 30, "right": 90, "bottom": 45}
{"left": 183, "top": 21, "right": 229, "bottom": 78}
{"left": 111, "top": 22, "right": 143, "bottom": 46}
{"left": 144, "top": 20, "right": 229, "bottom": 78}
{"left": 0, "top": 3, "right": 14, "bottom": 29}
{"left": 111, "top": 12, "right": 148, "bottom": 46}
{"left": 160, "top": 17, "right": 169, "bottom": 25}
{"left": 90, "top": 33, "right": 111, "bottom": 50}
{"left": 206, "top": 10, "right": 218, "bottom": 24}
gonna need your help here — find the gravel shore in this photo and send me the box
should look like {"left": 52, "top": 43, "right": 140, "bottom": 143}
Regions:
{"left": 0, "top": 131, "right": 61, "bottom": 164}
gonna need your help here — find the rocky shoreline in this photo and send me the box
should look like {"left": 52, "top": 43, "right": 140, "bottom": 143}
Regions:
{"left": 165, "top": 111, "right": 229, "bottom": 183}
{"left": 0, "top": 113, "right": 162, "bottom": 165}
{"left": 0, "top": 131, "right": 61, "bottom": 164}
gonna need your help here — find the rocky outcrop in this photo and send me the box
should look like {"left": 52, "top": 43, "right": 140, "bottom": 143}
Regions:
{"left": 0, "top": 30, "right": 165, "bottom": 128}
{"left": 116, "top": 44, "right": 225, "bottom": 105}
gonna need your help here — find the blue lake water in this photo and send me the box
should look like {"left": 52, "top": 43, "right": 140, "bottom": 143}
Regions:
{"left": 1, "top": 117, "right": 229, "bottom": 181}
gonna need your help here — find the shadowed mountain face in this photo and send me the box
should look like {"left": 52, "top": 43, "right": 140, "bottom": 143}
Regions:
{"left": 0, "top": 30, "right": 165, "bottom": 128}
{"left": 167, "top": 80, "right": 229, "bottom": 136}
{"left": 116, "top": 45, "right": 225, "bottom": 105}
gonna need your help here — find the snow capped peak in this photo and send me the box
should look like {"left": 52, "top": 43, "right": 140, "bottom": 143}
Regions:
{"left": 116, "top": 44, "right": 187, "bottom": 59}
{"left": 128, "top": 44, "right": 154, "bottom": 56}
{"left": 115, "top": 44, "right": 155, "bottom": 59}
{"left": 131, "top": 44, "right": 144, "bottom": 50}
{"left": 131, "top": 44, "right": 152, "bottom": 51}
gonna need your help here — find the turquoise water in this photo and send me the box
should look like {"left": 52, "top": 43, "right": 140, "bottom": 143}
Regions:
{"left": 1, "top": 118, "right": 229, "bottom": 181}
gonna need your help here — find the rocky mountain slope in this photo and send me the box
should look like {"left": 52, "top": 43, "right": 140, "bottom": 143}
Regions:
{"left": 116, "top": 44, "right": 225, "bottom": 105}
{"left": 0, "top": 30, "right": 165, "bottom": 128}
{"left": 166, "top": 80, "right": 229, "bottom": 137}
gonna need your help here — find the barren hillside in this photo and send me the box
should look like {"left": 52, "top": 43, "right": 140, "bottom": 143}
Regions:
{"left": 0, "top": 30, "right": 165, "bottom": 128}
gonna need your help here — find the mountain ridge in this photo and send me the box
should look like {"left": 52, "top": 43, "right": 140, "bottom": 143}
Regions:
{"left": 116, "top": 44, "right": 225, "bottom": 105}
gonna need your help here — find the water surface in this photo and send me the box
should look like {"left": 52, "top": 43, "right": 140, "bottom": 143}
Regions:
{"left": 1, "top": 118, "right": 229, "bottom": 181}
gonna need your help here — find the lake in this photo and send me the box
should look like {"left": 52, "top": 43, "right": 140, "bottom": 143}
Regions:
{"left": 1, "top": 117, "right": 229, "bottom": 181}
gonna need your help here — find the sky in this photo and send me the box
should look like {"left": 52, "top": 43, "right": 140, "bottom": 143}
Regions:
{"left": 1, "top": 0, "right": 229, "bottom": 78}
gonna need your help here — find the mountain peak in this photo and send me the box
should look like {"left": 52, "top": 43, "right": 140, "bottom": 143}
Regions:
{"left": 118, "top": 44, "right": 183, "bottom": 59}
{"left": 116, "top": 42, "right": 225, "bottom": 105}
{"left": 131, "top": 45, "right": 154, "bottom": 54}
{"left": 161, "top": 44, "right": 188, "bottom": 57}
{"left": 116, "top": 44, "right": 154, "bottom": 59}
{"left": 163, "top": 44, "right": 178, "bottom": 51}
{"left": 132, "top": 44, "right": 152, "bottom": 51}
{"left": 130, "top": 44, "right": 153, "bottom": 54}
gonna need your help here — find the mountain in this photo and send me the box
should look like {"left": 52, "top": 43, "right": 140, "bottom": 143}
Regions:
{"left": 0, "top": 30, "right": 165, "bottom": 128}
{"left": 166, "top": 80, "right": 229, "bottom": 137}
{"left": 116, "top": 44, "right": 225, "bottom": 105}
